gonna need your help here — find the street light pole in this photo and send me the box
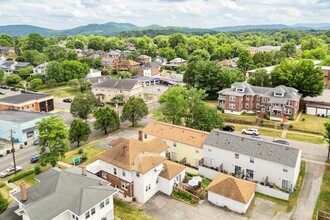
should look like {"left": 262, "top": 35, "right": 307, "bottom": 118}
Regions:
{"left": 10, "top": 130, "right": 17, "bottom": 174}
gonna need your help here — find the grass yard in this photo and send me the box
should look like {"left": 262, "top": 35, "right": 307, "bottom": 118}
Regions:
{"left": 63, "top": 145, "right": 104, "bottom": 167}
{"left": 313, "top": 165, "right": 330, "bottom": 219}
{"left": 42, "top": 86, "right": 78, "bottom": 98}
{"left": 292, "top": 114, "right": 329, "bottom": 134}
{"left": 221, "top": 113, "right": 257, "bottom": 125}
{"left": 204, "top": 100, "right": 218, "bottom": 107}
{"left": 285, "top": 132, "right": 324, "bottom": 144}
{"left": 114, "top": 199, "right": 155, "bottom": 220}
{"left": 226, "top": 123, "right": 282, "bottom": 138}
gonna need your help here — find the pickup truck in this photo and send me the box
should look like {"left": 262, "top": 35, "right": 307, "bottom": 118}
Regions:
{"left": 0, "top": 166, "right": 23, "bottom": 178}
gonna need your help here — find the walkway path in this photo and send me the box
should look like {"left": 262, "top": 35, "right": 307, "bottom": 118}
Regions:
{"left": 293, "top": 162, "right": 325, "bottom": 220}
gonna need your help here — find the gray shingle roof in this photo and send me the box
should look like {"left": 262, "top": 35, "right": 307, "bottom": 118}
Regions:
{"left": 12, "top": 167, "right": 117, "bottom": 220}
{"left": 93, "top": 78, "right": 139, "bottom": 90}
{"left": 0, "top": 110, "right": 50, "bottom": 124}
{"left": 0, "top": 93, "right": 52, "bottom": 104}
{"left": 142, "top": 62, "right": 159, "bottom": 68}
{"left": 218, "top": 82, "right": 302, "bottom": 101}
{"left": 205, "top": 130, "right": 300, "bottom": 167}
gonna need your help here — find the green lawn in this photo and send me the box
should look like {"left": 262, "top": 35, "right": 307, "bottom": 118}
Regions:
{"left": 292, "top": 114, "right": 329, "bottom": 134}
{"left": 13, "top": 173, "right": 38, "bottom": 188}
{"left": 0, "top": 186, "right": 13, "bottom": 203}
{"left": 221, "top": 113, "right": 257, "bottom": 125}
{"left": 63, "top": 145, "right": 105, "bottom": 167}
{"left": 204, "top": 100, "right": 218, "bottom": 107}
{"left": 114, "top": 199, "right": 155, "bottom": 220}
{"left": 285, "top": 132, "right": 324, "bottom": 144}
{"left": 313, "top": 165, "right": 330, "bottom": 219}
{"left": 42, "top": 86, "right": 78, "bottom": 98}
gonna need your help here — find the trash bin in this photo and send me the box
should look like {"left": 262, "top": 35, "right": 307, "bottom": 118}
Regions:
{"left": 20, "top": 144, "right": 24, "bottom": 149}
{"left": 24, "top": 141, "right": 27, "bottom": 146}
{"left": 6, "top": 149, "right": 10, "bottom": 154}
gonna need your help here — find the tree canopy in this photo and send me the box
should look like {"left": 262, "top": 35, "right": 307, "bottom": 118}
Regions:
{"left": 121, "top": 96, "right": 148, "bottom": 127}
{"left": 69, "top": 118, "right": 91, "bottom": 147}
{"left": 94, "top": 106, "right": 120, "bottom": 134}
{"left": 70, "top": 91, "right": 99, "bottom": 121}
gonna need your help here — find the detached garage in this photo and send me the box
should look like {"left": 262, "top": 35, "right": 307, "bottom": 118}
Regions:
{"left": 304, "top": 90, "right": 330, "bottom": 116}
{"left": 206, "top": 173, "right": 256, "bottom": 214}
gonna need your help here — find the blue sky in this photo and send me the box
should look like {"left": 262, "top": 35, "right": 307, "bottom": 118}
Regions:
{"left": 0, "top": 0, "right": 329, "bottom": 29}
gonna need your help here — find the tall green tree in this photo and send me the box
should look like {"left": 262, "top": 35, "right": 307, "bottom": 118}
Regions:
{"left": 69, "top": 118, "right": 91, "bottom": 147}
{"left": 168, "top": 33, "right": 186, "bottom": 48}
{"left": 25, "top": 33, "right": 46, "bottom": 52}
{"left": 70, "top": 91, "right": 99, "bottom": 121}
{"left": 322, "top": 55, "right": 330, "bottom": 66}
{"left": 45, "top": 61, "right": 64, "bottom": 82}
{"left": 94, "top": 107, "right": 120, "bottom": 134}
{"left": 61, "top": 60, "right": 89, "bottom": 81}
{"left": 183, "top": 49, "right": 210, "bottom": 87}
{"left": 18, "top": 66, "right": 33, "bottom": 80}
{"left": 0, "top": 69, "right": 4, "bottom": 81}
{"left": 5, "top": 74, "right": 21, "bottom": 86}
{"left": 271, "top": 59, "right": 324, "bottom": 97}
{"left": 324, "top": 123, "right": 330, "bottom": 160}
{"left": 194, "top": 61, "right": 244, "bottom": 99}
{"left": 37, "top": 115, "right": 69, "bottom": 167}
{"left": 247, "top": 69, "right": 272, "bottom": 87}
{"left": 237, "top": 50, "right": 254, "bottom": 72}
{"left": 186, "top": 102, "right": 224, "bottom": 132}
{"left": 44, "top": 45, "right": 67, "bottom": 62}
{"left": 121, "top": 96, "right": 148, "bottom": 127}
{"left": 280, "top": 42, "right": 297, "bottom": 57}
{"left": 159, "top": 86, "right": 206, "bottom": 125}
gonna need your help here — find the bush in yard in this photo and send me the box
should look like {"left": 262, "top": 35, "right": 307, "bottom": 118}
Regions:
{"left": 289, "top": 124, "right": 293, "bottom": 129}
{"left": 0, "top": 182, "right": 5, "bottom": 188}
{"left": 302, "top": 118, "right": 305, "bottom": 121}
{"left": 280, "top": 122, "right": 284, "bottom": 127}
{"left": 265, "top": 114, "right": 270, "bottom": 120}
{"left": 78, "top": 148, "right": 84, "bottom": 154}
{"left": 34, "top": 165, "right": 41, "bottom": 175}
{"left": 0, "top": 192, "right": 9, "bottom": 215}
{"left": 260, "top": 119, "right": 264, "bottom": 124}
{"left": 81, "top": 153, "right": 88, "bottom": 160}
{"left": 8, "top": 169, "right": 35, "bottom": 183}
{"left": 289, "top": 116, "right": 295, "bottom": 121}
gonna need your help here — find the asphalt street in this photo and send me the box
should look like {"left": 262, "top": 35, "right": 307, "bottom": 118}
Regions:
{"left": 0, "top": 145, "right": 37, "bottom": 172}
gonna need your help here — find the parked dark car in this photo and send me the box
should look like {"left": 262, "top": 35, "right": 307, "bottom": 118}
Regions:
{"left": 63, "top": 98, "right": 73, "bottom": 103}
{"left": 223, "top": 125, "right": 235, "bottom": 132}
{"left": 11, "top": 87, "right": 19, "bottom": 91}
{"left": 31, "top": 154, "right": 40, "bottom": 163}
{"left": 21, "top": 90, "right": 29, "bottom": 93}
{"left": 0, "top": 85, "right": 9, "bottom": 90}
{"left": 273, "top": 140, "right": 289, "bottom": 145}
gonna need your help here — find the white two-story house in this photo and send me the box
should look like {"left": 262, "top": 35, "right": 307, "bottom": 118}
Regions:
{"left": 199, "top": 130, "right": 301, "bottom": 194}
{"left": 11, "top": 167, "right": 118, "bottom": 220}
{"left": 87, "top": 136, "right": 185, "bottom": 204}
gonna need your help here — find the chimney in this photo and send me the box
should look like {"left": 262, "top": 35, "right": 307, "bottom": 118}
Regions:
{"left": 82, "top": 166, "right": 87, "bottom": 176}
{"left": 20, "top": 182, "right": 27, "bottom": 202}
{"left": 138, "top": 130, "right": 143, "bottom": 141}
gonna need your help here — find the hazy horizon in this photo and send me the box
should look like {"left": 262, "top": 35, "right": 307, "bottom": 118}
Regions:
{"left": 1, "top": 0, "right": 330, "bottom": 30}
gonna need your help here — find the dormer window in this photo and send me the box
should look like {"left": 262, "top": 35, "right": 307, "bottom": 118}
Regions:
{"left": 274, "top": 92, "right": 284, "bottom": 97}
{"left": 236, "top": 88, "right": 244, "bottom": 92}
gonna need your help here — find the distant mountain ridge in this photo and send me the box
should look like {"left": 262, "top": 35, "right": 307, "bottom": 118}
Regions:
{"left": 0, "top": 22, "right": 329, "bottom": 36}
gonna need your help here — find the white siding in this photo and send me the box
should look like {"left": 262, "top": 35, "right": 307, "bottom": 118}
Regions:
{"left": 158, "top": 169, "right": 185, "bottom": 195}
{"left": 208, "top": 191, "right": 253, "bottom": 214}
{"left": 202, "top": 144, "right": 300, "bottom": 191}
{"left": 306, "top": 107, "right": 316, "bottom": 115}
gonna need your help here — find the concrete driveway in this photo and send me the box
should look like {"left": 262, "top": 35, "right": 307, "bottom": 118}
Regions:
{"left": 142, "top": 192, "right": 246, "bottom": 220}
{"left": 293, "top": 162, "right": 325, "bottom": 220}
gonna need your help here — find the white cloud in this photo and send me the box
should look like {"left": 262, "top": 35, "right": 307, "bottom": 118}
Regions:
{"left": 0, "top": 0, "right": 329, "bottom": 29}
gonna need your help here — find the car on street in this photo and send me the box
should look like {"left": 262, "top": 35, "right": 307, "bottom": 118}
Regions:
{"left": 0, "top": 90, "right": 5, "bottom": 95}
{"left": 10, "top": 87, "right": 19, "bottom": 91}
{"left": 273, "top": 140, "right": 290, "bottom": 145}
{"left": 0, "top": 85, "right": 9, "bottom": 90}
{"left": 63, "top": 98, "right": 73, "bottom": 103}
{"left": 31, "top": 154, "right": 40, "bottom": 163}
{"left": 33, "top": 140, "right": 39, "bottom": 145}
{"left": 251, "top": 135, "right": 264, "bottom": 141}
{"left": 0, "top": 166, "right": 23, "bottom": 178}
{"left": 223, "top": 125, "right": 235, "bottom": 132}
{"left": 242, "top": 128, "right": 260, "bottom": 135}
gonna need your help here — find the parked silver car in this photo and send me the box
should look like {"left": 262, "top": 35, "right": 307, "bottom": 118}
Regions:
{"left": 241, "top": 128, "right": 260, "bottom": 135}
{"left": 0, "top": 166, "right": 23, "bottom": 178}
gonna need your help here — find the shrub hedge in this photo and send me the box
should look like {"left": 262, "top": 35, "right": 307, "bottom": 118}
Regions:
{"left": 8, "top": 170, "right": 35, "bottom": 183}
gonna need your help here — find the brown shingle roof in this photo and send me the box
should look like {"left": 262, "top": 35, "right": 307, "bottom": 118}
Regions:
{"left": 159, "top": 160, "right": 185, "bottom": 180}
{"left": 97, "top": 138, "right": 168, "bottom": 174}
{"left": 206, "top": 173, "right": 256, "bottom": 204}
{"left": 143, "top": 121, "right": 209, "bottom": 149}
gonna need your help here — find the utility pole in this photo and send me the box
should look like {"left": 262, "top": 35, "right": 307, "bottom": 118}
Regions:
{"left": 10, "top": 130, "right": 17, "bottom": 174}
